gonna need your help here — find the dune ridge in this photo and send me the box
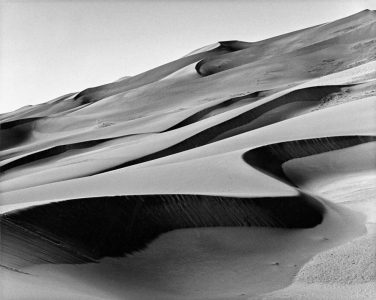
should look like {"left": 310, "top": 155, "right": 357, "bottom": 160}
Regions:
{"left": 72, "top": 42, "right": 239, "bottom": 104}
{"left": 0, "top": 138, "right": 112, "bottom": 174}
{"left": 97, "top": 85, "right": 352, "bottom": 174}
{"left": 195, "top": 10, "right": 376, "bottom": 77}
{"left": 243, "top": 135, "right": 376, "bottom": 184}
{"left": 2, "top": 85, "right": 348, "bottom": 176}
{"left": 1, "top": 10, "right": 375, "bottom": 300}
{"left": 0, "top": 192, "right": 325, "bottom": 269}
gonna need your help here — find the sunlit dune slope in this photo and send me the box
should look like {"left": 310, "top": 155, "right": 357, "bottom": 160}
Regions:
{"left": 1, "top": 10, "right": 375, "bottom": 300}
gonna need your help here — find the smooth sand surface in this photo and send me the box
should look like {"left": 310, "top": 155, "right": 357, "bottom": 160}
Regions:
{"left": 1, "top": 10, "right": 375, "bottom": 300}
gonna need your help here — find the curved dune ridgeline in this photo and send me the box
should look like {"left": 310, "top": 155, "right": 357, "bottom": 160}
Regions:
{"left": 217, "top": 40, "right": 253, "bottom": 51}
{"left": 1, "top": 10, "right": 376, "bottom": 300}
{"left": 195, "top": 11, "right": 376, "bottom": 77}
{"left": 0, "top": 117, "right": 42, "bottom": 130}
{"left": 164, "top": 91, "right": 262, "bottom": 131}
{"left": 243, "top": 136, "right": 376, "bottom": 184}
{"left": 98, "top": 85, "right": 348, "bottom": 174}
{"left": 73, "top": 42, "right": 241, "bottom": 104}
{"left": 2, "top": 85, "right": 347, "bottom": 177}
{"left": 0, "top": 138, "right": 113, "bottom": 174}
{"left": 1, "top": 192, "right": 325, "bottom": 268}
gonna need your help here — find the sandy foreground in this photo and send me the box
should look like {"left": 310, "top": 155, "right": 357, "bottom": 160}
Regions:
{"left": 1, "top": 10, "right": 376, "bottom": 300}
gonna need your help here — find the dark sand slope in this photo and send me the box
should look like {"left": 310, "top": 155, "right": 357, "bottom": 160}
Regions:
{"left": 0, "top": 84, "right": 351, "bottom": 179}
{"left": 0, "top": 191, "right": 366, "bottom": 300}
{"left": 97, "top": 85, "right": 350, "bottom": 174}
{"left": 0, "top": 121, "right": 35, "bottom": 151}
{"left": 1, "top": 193, "right": 324, "bottom": 268}
{"left": 0, "top": 138, "right": 112, "bottom": 174}
{"left": 243, "top": 135, "right": 376, "bottom": 184}
{"left": 1, "top": 10, "right": 376, "bottom": 300}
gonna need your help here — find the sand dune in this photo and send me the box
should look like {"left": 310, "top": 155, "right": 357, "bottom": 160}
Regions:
{"left": 1, "top": 192, "right": 325, "bottom": 269}
{"left": 1, "top": 10, "right": 376, "bottom": 300}
{"left": 243, "top": 136, "right": 376, "bottom": 184}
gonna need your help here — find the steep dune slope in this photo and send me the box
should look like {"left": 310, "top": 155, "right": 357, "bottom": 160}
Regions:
{"left": 1, "top": 10, "right": 375, "bottom": 300}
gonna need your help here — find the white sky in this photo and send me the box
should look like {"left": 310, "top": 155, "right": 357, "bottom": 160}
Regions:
{"left": 1, "top": 0, "right": 375, "bottom": 113}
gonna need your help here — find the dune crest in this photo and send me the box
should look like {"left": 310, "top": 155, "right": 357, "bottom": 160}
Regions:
{"left": 1, "top": 10, "right": 375, "bottom": 300}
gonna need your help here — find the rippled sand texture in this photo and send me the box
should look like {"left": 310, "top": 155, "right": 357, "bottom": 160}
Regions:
{"left": 1, "top": 9, "right": 375, "bottom": 300}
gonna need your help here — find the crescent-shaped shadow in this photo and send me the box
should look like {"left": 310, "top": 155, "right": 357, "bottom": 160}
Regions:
{"left": 1, "top": 192, "right": 324, "bottom": 268}
{"left": 242, "top": 135, "right": 376, "bottom": 185}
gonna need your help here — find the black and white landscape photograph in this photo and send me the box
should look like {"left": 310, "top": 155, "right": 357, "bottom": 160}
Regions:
{"left": 1, "top": 0, "right": 375, "bottom": 299}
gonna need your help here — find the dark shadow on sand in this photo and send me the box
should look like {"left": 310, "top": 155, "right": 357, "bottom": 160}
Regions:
{"left": 1, "top": 192, "right": 324, "bottom": 268}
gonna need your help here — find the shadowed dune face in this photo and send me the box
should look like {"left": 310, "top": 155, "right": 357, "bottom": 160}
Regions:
{"left": 0, "top": 118, "right": 40, "bottom": 151}
{"left": 1, "top": 193, "right": 325, "bottom": 268}
{"left": 0, "top": 126, "right": 31, "bottom": 151}
{"left": 164, "top": 90, "right": 263, "bottom": 131}
{"left": 0, "top": 85, "right": 349, "bottom": 178}
{"left": 195, "top": 11, "right": 376, "bottom": 77}
{"left": 0, "top": 138, "right": 112, "bottom": 173}
{"left": 1, "top": 10, "right": 376, "bottom": 300}
{"left": 97, "top": 85, "right": 350, "bottom": 174}
{"left": 243, "top": 136, "right": 376, "bottom": 184}
{"left": 0, "top": 118, "right": 41, "bottom": 130}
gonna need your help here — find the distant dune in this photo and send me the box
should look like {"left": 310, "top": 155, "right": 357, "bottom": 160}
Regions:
{"left": 1, "top": 10, "right": 375, "bottom": 300}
